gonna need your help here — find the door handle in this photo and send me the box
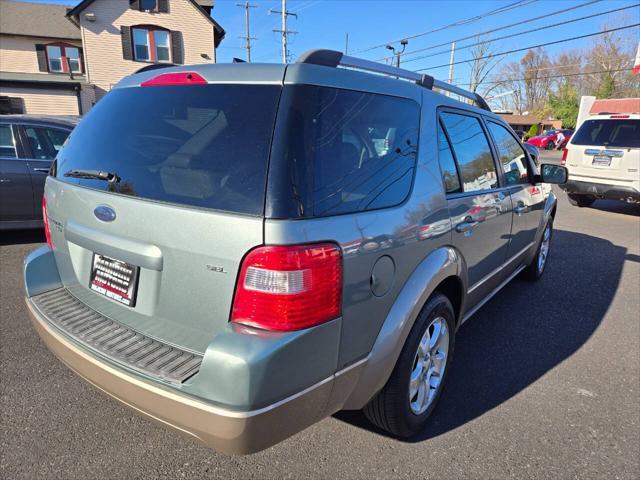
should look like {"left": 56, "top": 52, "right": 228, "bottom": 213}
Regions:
{"left": 455, "top": 221, "right": 478, "bottom": 234}
{"left": 33, "top": 168, "right": 50, "bottom": 173}
{"left": 0, "top": 178, "right": 10, "bottom": 183}
{"left": 514, "top": 205, "right": 529, "bottom": 215}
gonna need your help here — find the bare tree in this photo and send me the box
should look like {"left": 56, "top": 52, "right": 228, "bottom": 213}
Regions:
{"left": 467, "top": 36, "right": 503, "bottom": 95}
{"left": 491, "top": 61, "right": 526, "bottom": 114}
{"left": 520, "top": 48, "right": 552, "bottom": 114}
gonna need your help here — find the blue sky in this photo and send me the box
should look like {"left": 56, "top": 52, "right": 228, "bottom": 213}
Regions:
{"left": 19, "top": 0, "right": 640, "bottom": 86}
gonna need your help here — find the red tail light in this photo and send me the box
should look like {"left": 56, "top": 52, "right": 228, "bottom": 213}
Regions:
{"left": 42, "top": 196, "right": 52, "bottom": 250}
{"left": 231, "top": 243, "right": 342, "bottom": 331}
{"left": 561, "top": 148, "right": 569, "bottom": 166}
{"left": 140, "top": 72, "right": 207, "bottom": 87}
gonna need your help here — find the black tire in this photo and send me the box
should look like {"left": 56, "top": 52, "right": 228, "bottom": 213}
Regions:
{"left": 363, "top": 293, "right": 455, "bottom": 437}
{"left": 545, "top": 142, "right": 555, "bottom": 150}
{"left": 522, "top": 218, "right": 553, "bottom": 281}
{"left": 567, "top": 194, "right": 595, "bottom": 207}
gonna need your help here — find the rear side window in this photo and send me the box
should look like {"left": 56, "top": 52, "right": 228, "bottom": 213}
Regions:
{"left": 571, "top": 119, "right": 640, "bottom": 148}
{"left": 56, "top": 85, "right": 281, "bottom": 215}
{"left": 24, "top": 126, "right": 70, "bottom": 160}
{"left": 267, "top": 85, "right": 420, "bottom": 218}
{"left": 440, "top": 112, "right": 498, "bottom": 192}
{"left": 487, "top": 122, "right": 529, "bottom": 185}
{"left": 0, "top": 125, "right": 16, "bottom": 158}
{"left": 437, "top": 121, "right": 461, "bottom": 193}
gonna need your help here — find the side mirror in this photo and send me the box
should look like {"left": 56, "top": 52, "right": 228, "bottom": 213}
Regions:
{"left": 538, "top": 163, "right": 568, "bottom": 184}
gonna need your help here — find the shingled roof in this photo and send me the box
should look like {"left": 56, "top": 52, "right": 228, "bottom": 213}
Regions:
{"left": 0, "top": 0, "right": 81, "bottom": 40}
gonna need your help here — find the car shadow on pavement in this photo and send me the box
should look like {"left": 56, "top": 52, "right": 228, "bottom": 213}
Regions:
{"left": 334, "top": 229, "right": 627, "bottom": 442}
{"left": 0, "top": 230, "right": 45, "bottom": 246}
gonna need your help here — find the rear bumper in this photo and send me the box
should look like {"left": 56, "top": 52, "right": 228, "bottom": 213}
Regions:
{"left": 26, "top": 296, "right": 363, "bottom": 454}
{"left": 562, "top": 179, "right": 640, "bottom": 202}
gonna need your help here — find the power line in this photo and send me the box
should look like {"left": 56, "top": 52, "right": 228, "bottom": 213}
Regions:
{"left": 416, "top": 23, "right": 640, "bottom": 72}
{"left": 236, "top": 1, "right": 258, "bottom": 62}
{"left": 375, "top": 0, "right": 603, "bottom": 62}
{"left": 393, "top": 2, "right": 639, "bottom": 65}
{"left": 475, "top": 67, "right": 632, "bottom": 86}
{"left": 351, "top": 0, "right": 538, "bottom": 54}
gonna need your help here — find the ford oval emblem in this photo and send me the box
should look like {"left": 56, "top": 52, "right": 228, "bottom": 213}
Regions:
{"left": 94, "top": 205, "right": 116, "bottom": 222}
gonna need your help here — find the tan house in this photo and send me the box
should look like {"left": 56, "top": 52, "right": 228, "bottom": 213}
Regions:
{"left": 0, "top": 0, "right": 225, "bottom": 116}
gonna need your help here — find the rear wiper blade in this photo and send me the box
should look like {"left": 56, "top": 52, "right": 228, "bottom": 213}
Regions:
{"left": 64, "top": 169, "right": 120, "bottom": 183}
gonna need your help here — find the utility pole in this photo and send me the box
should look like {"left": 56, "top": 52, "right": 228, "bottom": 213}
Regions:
{"left": 385, "top": 39, "right": 408, "bottom": 68}
{"left": 345, "top": 33, "right": 349, "bottom": 54}
{"left": 237, "top": 1, "right": 257, "bottom": 62}
{"left": 270, "top": 0, "right": 298, "bottom": 64}
{"left": 447, "top": 41, "right": 456, "bottom": 85}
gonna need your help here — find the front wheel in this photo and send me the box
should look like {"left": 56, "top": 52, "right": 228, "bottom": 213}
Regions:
{"left": 363, "top": 293, "right": 455, "bottom": 437}
{"left": 522, "top": 219, "right": 552, "bottom": 281}
{"left": 545, "top": 142, "right": 555, "bottom": 150}
{"left": 567, "top": 194, "right": 595, "bottom": 207}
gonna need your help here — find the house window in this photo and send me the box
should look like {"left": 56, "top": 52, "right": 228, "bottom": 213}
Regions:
{"left": 66, "top": 47, "right": 82, "bottom": 73}
{"left": 45, "top": 44, "right": 82, "bottom": 73}
{"left": 132, "top": 27, "right": 171, "bottom": 63}
{"left": 139, "top": 0, "right": 158, "bottom": 11}
{"left": 47, "top": 46, "right": 63, "bottom": 72}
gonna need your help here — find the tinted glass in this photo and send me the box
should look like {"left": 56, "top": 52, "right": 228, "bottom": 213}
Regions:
{"left": 437, "top": 121, "right": 460, "bottom": 193}
{"left": 56, "top": 85, "right": 281, "bottom": 215}
{"left": 140, "top": 0, "right": 157, "bottom": 10}
{"left": 0, "top": 125, "right": 16, "bottom": 158}
{"left": 440, "top": 112, "right": 497, "bottom": 192}
{"left": 571, "top": 119, "right": 640, "bottom": 148}
{"left": 487, "top": 122, "right": 529, "bottom": 185}
{"left": 267, "top": 85, "right": 420, "bottom": 218}
{"left": 24, "top": 126, "right": 56, "bottom": 159}
{"left": 45, "top": 127, "right": 71, "bottom": 152}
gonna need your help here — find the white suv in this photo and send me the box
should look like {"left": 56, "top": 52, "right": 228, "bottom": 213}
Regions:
{"left": 561, "top": 113, "right": 639, "bottom": 207}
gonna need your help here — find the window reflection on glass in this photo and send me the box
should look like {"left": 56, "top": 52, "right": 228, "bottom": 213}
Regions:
{"left": 154, "top": 30, "right": 171, "bottom": 63}
{"left": 66, "top": 47, "right": 81, "bottom": 73}
{"left": 440, "top": 112, "right": 498, "bottom": 193}
{"left": 487, "top": 122, "right": 529, "bottom": 186}
{"left": 47, "top": 46, "right": 62, "bottom": 72}
{"left": 133, "top": 29, "right": 150, "bottom": 61}
{"left": 437, "top": 121, "right": 461, "bottom": 194}
{"left": 140, "top": 0, "right": 157, "bottom": 11}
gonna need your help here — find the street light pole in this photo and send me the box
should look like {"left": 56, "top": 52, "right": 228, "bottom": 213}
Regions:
{"left": 385, "top": 39, "right": 408, "bottom": 67}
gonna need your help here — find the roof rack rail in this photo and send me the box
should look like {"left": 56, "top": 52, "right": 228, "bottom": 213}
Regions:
{"left": 297, "top": 49, "right": 491, "bottom": 112}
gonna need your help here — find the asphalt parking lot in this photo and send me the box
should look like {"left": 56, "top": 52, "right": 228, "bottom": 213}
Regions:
{"left": 1, "top": 152, "right": 639, "bottom": 479}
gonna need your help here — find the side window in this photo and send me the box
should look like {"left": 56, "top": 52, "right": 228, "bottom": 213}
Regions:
{"left": 273, "top": 85, "right": 420, "bottom": 217}
{"left": 487, "top": 122, "right": 530, "bottom": 185}
{"left": 44, "top": 128, "right": 71, "bottom": 153}
{"left": 440, "top": 112, "right": 498, "bottom": 192}
{"left": 23, "top": 127, "right": 58, "bottom": 160}
{"left": 0, "top": 125, "right": 17, "bottom": 158}
{"left": 437, "top": 121, "right": 461, "bottom": 193}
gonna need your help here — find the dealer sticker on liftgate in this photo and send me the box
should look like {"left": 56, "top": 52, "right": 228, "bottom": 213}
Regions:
{"left": 90, "top": 254, "right": 139, "bottom": 307}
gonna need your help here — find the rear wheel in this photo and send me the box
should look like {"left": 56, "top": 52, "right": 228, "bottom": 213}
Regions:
{"left": 363, "top": 293, "right": 455, "bottom": 437}
{"left": 523, "top": 219, "right": 552, "bottom": 281}
{"left": 567, "top": 194, "right": 595, "bottom": 207}
{"left": 545, "top": 142, "right": 555, "bottom": 150}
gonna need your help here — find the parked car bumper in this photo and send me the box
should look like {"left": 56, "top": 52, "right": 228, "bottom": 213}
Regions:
{"left": 562, "top": 179, "right": 640, "bottom": 202}
{"left": 24, "top": 247, "right": 365, "bottom": 455}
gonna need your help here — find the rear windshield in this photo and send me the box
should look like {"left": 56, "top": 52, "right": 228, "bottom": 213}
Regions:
{"left": 56, "top": 84, "right": 281, "bottom": 215}
{"left": 571, "top": 119, "right": 640, "bottom": 148}
{"left": 266, "top": 85, "right": 420, "bottom": 218}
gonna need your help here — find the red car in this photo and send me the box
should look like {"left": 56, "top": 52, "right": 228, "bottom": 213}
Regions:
{"left": 527, "top": 129, "right": 573, "bottom": 150}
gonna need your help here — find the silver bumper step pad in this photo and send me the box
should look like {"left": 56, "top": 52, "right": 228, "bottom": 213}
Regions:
{"left": 31, "top": 288, "right": 203, "bottom": 384}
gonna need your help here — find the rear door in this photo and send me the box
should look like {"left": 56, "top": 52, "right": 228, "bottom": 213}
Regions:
{"left": 46, "top": 82, "right": 282, "bottom": 353}
{"left": 18, "top": 124, "right": 72, "bottom": 218}
{"left": 438, "top": 110, "right": 513, "bottom": 308}
{"left": 486, "top": 120, "right": 543, "bottom": 263}
{"left": 0, "top": 123, "right": 34, "bottom": 222}
{"left": 567, "top": 117, "right": 640, "bottom": 182}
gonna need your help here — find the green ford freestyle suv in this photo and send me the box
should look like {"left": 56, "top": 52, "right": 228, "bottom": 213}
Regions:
{"left": 24, "top": 50, "right": 568, "bottom": 454}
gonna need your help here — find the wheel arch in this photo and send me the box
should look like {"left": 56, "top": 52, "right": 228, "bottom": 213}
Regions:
{"left": 342, "top": 245, "right": 467, "bottom": 410}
